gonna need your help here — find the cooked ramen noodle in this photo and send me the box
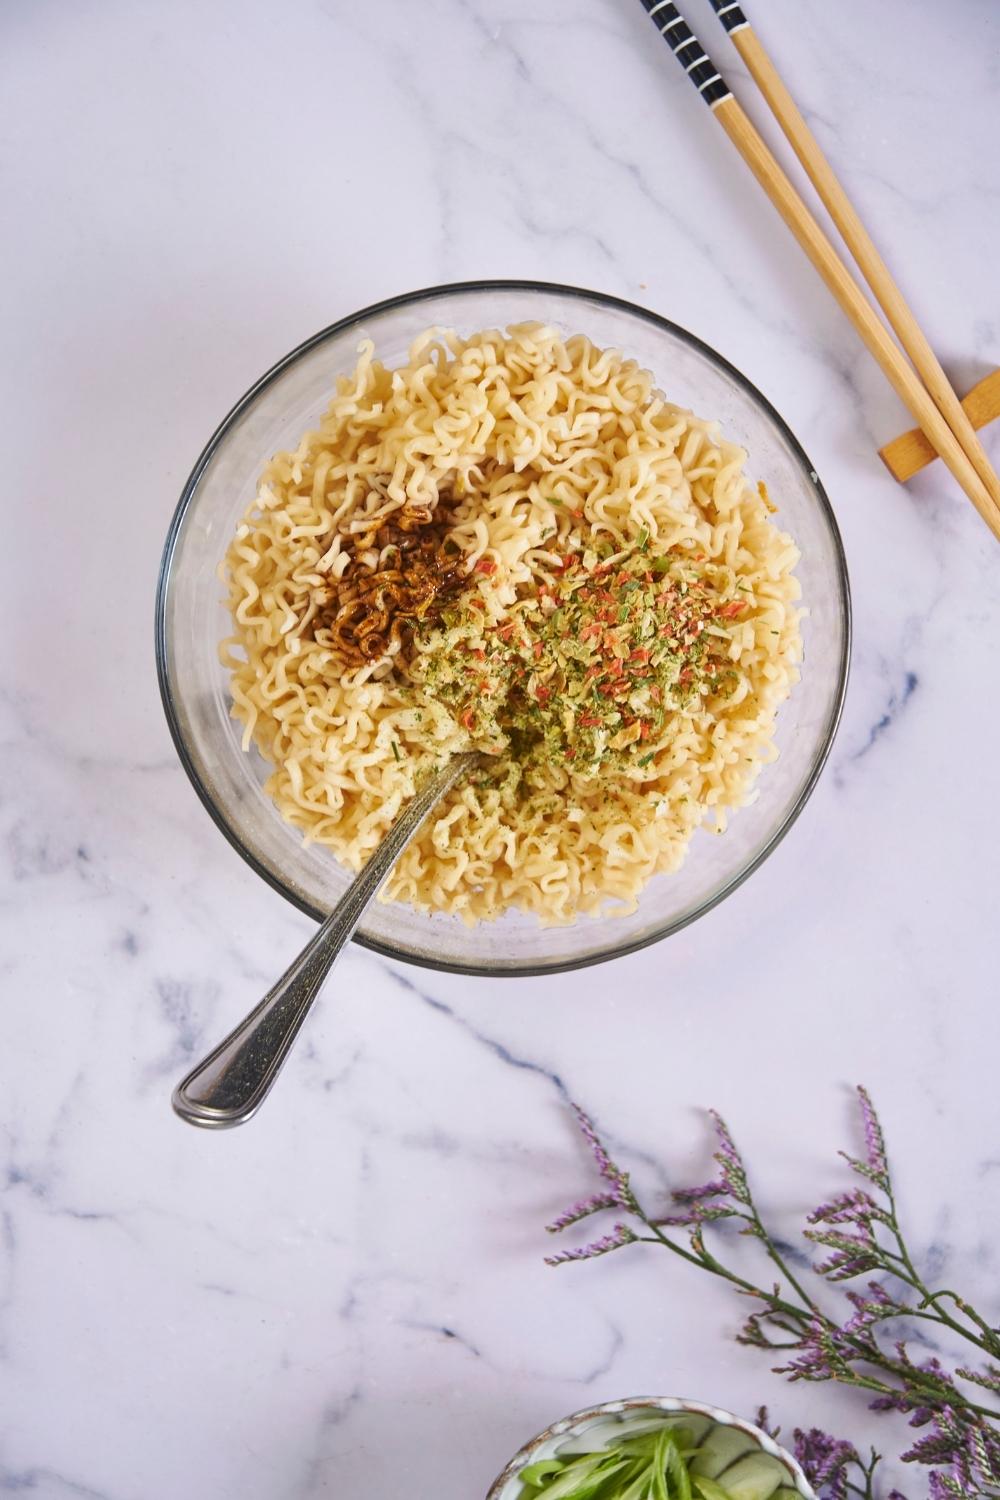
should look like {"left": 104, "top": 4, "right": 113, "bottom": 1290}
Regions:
{"left": 222, "top": 324, "right": 802, "bottom": 925}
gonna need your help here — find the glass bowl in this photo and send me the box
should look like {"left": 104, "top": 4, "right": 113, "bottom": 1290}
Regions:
{"left": 485, "top": 1396, "right": 816, "bottom": 1499}
{"left": 156, "top": 280, "right": 849, "bottom": 976}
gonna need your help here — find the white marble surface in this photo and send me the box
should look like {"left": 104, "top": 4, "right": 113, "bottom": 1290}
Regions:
{"left": 2, "top": 1, "right": 999, "bottom": 1495}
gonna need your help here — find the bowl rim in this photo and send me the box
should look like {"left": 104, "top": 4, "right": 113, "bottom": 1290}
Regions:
{"left": 155, "top": 278, "right": 851, "bottom": 978}
{"left": 484, "top": 1394, "right": 817, "bottom": 1499}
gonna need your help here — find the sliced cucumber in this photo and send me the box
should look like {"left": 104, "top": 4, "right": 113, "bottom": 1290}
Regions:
{"left": 689, "top": 1427, "right": 758, "bottom": 1479}
{"left": 693, "top": 1479, "right": 736, "bottom": 1500}
{"left": 712, "top": 1452, "right": 785, "bottom": 1500}
{"left": 667, "top": 1414, "right": 713, "bottom": 1446}
{"left": 556, "top": 1415, "right": 708, "bottom": 1456}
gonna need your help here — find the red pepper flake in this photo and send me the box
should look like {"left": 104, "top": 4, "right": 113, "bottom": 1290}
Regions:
{"left": 461, "top": 707, "right": 476, "bottom": 730}
{"left": 535, "top": 684, "right": 551, "bottom": 702}
{"left": 629, "top": 648, "right": 650, "bottom": 663}
{"left": 579, "top": 714, "right": 602, "bottom": 727}
{"left": 533, "top": 639, "right": 543, "bottom": 660}
{"left": 718, "top": 600, "right": 746, "bottom": 618}
{"left": 639, "top": 721, "right": 651, "bottom": 740}
{"left": 472, "top": 647, "right": 486, "bottom": 661}
{"left": 475, "top": 556, "right": 496, "bottom": 574}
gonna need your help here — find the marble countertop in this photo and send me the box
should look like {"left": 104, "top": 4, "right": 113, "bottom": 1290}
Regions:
{"left": 3, "top": 1, "right": 999, "bottom": 1495}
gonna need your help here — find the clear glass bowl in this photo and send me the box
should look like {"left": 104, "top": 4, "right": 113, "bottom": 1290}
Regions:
{"left": 156, "top": 281, "right": 850, "bottom": 976}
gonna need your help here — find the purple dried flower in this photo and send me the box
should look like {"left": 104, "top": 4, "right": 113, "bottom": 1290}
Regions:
{"left": 755, "top": 1405, "right": 780, "bottom": 1440}
{"left": 957, "top": 1362, "right": 1000, "bottom": 1393}
{"left": 842, "top": 1282, "right": 897, "bottom": 1336}
{"left": 653, "top": 1203, "right": 740, "bottom": 1230}
{"left": 816, "top": 1252, "right": 882, "bottom": 1281}
{"left": 810, "top": 1228, "right": 882, "bottom": 1281}
{"left": 546, "top": 1192, "right": 620, "bottom": 1234}
{"left": 839, "top": 1087, "right": 892, "bottom": 1192}
{"left": 738, "top": 1312, "right": 775, "bottom": 1349}
{"left": 807, "top": 1188, "right": 884, "bottom": 1227}
{"left": 902, "top": 1426, "right": 964, "bottom": 1466}
{"left": 778, "top": 1315, "right": 844, "bottom": 1382}
{"left": 709, "top": 1109, "right": 752, "bottom": 1206}
{"left": 895, "top": 1350, "right": 957, "bottom": 1394}
{"left": 571, "top": 1104, "right": 620, "bottom": 1184}
{"left": 896, "top": 1400, "right": 1000, "bottom": 1497}
{"left": 792, "top": 1427, "right": 859, "bottom": 1498}
{"left": 856, "top": 1086, "right": 888, "bottom": 1179}
{"left": 654, "top": 1211, "right": 726, "bottom": 1229}
{"left": 544, "top": 1222, "right": 637, "bottom": 1267}
{"left": 928, "top": 1474, "right": 962, "bottom": 1500}
{"left": 672, "top": 1178, "right": 729, "bottom": 1204}
{"left": 568, "top": 1105, "right": 641, "bottom": 1215}
{"left": 544, "top": 1090, "right": 997, "bottom": 1500}
{"left": 967, "top": 1416, "right": 1000, "bottom": 1476}
{"left": 869, "top": 1391, "right": 918, "bottom": 1417}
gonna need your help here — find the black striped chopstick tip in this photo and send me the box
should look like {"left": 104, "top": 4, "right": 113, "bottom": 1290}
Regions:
{"left": 638, "top": 1, "right": 732, "bottom": 108}
{"left": 708, "top": 0, "right": 749, "bottom": 36}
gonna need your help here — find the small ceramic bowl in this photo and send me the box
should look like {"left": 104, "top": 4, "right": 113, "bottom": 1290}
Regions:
{"left": 486, "top": 1396, "right": 816, "bottom": 1499}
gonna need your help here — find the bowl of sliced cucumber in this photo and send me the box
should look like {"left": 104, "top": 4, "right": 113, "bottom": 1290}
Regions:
{"left": 486, "top": 1396, "right": 815, "bottom": 1500}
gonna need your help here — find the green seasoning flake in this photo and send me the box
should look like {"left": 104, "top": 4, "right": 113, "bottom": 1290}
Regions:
{"left": 637, "top": 526, "right": 650, "bottom": 552}
{"left": 412, "top": 545, "right": 737, "bottom": 780}
{"left": 391, "top": 741, "right": 401, "bottom": 761}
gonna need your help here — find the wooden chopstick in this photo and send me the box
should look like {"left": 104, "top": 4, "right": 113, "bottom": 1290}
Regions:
{"left": 637, "top": 0, "right": 1000, "bottom": 544}
{"left": 706, "top": 0, "right": 1000, "bottom": 516}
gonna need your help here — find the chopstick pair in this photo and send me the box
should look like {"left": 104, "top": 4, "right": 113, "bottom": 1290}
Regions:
{"left": 639, "top": 0, "right": 1000, "bottom": 545}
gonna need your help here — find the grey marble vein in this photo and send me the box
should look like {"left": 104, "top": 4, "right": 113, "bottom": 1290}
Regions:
{"left": 0, "top": 2, "right": 997, "bottom": 1498}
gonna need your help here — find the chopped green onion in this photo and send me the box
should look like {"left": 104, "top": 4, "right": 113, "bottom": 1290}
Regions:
{"left": 513, "top": 1425, "right": 743, "bottom": 1500}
